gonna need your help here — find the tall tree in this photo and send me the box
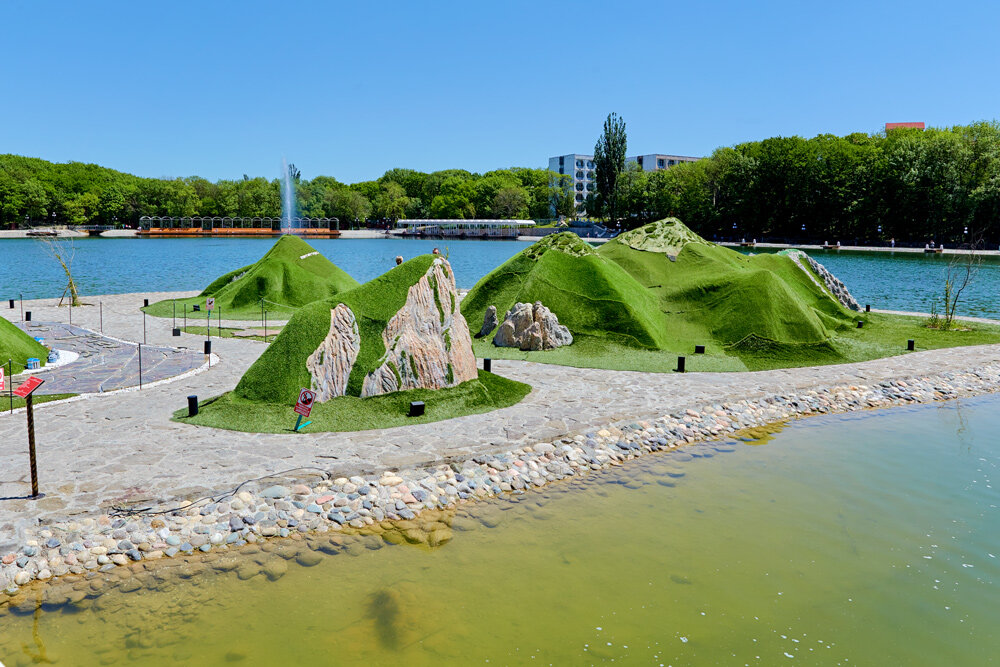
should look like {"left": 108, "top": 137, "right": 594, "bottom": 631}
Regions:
{"left": 593, "top": 112, "right": 627, "bottom": 224}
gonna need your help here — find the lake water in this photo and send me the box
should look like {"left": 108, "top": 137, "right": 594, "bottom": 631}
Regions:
{"left": 1, "top": 397, "right": 997, "bottom": 665}
{"left": 2, "top": 238, "right": 1000, "bottom": 317}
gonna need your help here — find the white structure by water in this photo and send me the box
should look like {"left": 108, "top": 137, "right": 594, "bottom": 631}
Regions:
{"left": 395, "top": 219, "right": 535, "bottom": 238}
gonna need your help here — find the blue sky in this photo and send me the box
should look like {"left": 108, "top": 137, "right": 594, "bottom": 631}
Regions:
{"left": 1, "top": 0, "right": 997, "bottom": 183}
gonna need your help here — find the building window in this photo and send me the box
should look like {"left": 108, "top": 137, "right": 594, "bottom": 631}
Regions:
{"left": 576, "top": 159, "right": 583, "bottom": 168}
{"left": 558, "top": 167, "right": 564, "bottom": 174}
{"left": 657, "top": 159, "right": 665, "bottom": 168}
{"left": 559, "top": 156, "right": 564, "bottom": 166}
{"left": 587, "top": 160, "right": 594, "bottom": 168}
{"left": 585, "top": 171, "right": 593, "bottom": 180}
{"left": 575, "top": 194, "right": 584, "bottom": 201}
{"left": 586, "top": 183, "right": 594, "bottom": 191}
{"left": 576, "top": 183, "right": 584, "bottom": 191}
{"left": 576, "top": 170, "right": 583, "bottom": 178}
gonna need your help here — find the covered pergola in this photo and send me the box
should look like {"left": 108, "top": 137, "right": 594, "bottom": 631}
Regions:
{"left": 395, "top": 219, "right": 535, "bottom": 238}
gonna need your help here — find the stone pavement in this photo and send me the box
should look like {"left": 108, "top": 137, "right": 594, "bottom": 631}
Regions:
{"left": 1, "top": 292, "right": 1000, "bottom": 550}
{"left": 9, "top": 322, "right": 204, "bottom": 394}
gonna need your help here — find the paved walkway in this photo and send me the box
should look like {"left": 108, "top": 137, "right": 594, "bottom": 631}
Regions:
{"left": 10, "top": 322, "right": 204, "bottom": 394}
{"left": 2, "top": 291, "right": 1000, "bottom": 549}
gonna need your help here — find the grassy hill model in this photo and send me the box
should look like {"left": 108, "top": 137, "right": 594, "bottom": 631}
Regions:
{"left": 144, "top": 235, "right": 359, "bottom": 320}
{"left": 0, "top": 317, "right": 48, "bottom": 370}
{"left": 178, "top": 254, "right": 530, "bottom": 432}
{"left": 464, "top": 218, "right": 1000, "bottom": 372}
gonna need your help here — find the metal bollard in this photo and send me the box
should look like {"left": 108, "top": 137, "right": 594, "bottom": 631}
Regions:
{"left": 676, "top": 356, "right": 686, "bottom": 373}
{"left": 907, "top": 339, "right": 915, "bottom": 351}
{"left": 143, "top": 298, "right": 149, "bottom": 307}
{"left": 865, "top": 304, "right": 871, "bottom": 312}
{"left": 7, "top": 299, "right": 13, "bottom": 309}
{"left": 409, "top": 401, "right": 425, "bottom": 417}
{"left": 483, "top": 358, "right": 492, "bottom": 372}
{"left": 204, "top": 340, "right": 212, "bottom": 356}
{"left": 694, "top": 345, "right": 705, "bottom": 354}
{"left": 187, "top": 395, "right": 199, "bottom": 417}
{"left": 857, "top": 321, "right": 864, "bottom": 328}
{"left": 172, "top": 328, "right": 181, "bottom": 337}
{"left": 25, "top": 311, "right": 31, "bottom": 322}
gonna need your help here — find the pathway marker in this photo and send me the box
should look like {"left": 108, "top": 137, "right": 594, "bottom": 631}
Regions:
{"left": 293, "top": 388, "right": 316, "bottom": 432}
{"left": 14, "top": 375, "right": 45, "bottom": 498}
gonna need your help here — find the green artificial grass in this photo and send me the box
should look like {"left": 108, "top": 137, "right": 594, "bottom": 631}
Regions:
{"left": 1, "top": 393, "right": 77, "bottom": 411}
{"left": 461, "top": 232, "right": 669, "bottom": 349}
{"left": 236, "top": 254, "right": 439, "bottom": 402}
{"left": 144, "top": 235, "right": 359, "bottom": 320}
{"left": 176, "top": 370, "right": 530, "bottom": 433}
{"left": 0, "top": 318, "right": 48, "bottom": 370}
{"left": 463, "top": 218, "right": 1000, "bottom": 372}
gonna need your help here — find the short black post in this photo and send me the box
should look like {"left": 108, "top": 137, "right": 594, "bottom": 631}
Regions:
{"left": 907, "top": 339, "right": 915, "bottom": 351}
{"left": 172, "top": 327, "right": 181, "bottom": 337}
{"left": 483, "top": 358, "right": 492, "bottom": 372}
{"left": 26, "top": 393, "right": 38, "bottom": 498}
{"left": 857, "top": 321, "right": 864, "bottom": 328}
{"left": 204, "top": 340, "right": 212, "bottom": 356}
{"left": 187, "top": 395, "right": 199, "bottom": 417}
{"left": 865, "top": 304, "right": 871, "bottom": 313}
{"left": 694, "top": 345, "right": 705, "bottom": 354}
{"left": 137, "top": 343, "right": 142, "bottom": 389}
{"left": 143, "top": 298, "right": 149, "bottom": 307}
{"left": 25, "top": 311, "right": 31, "bottom": 322}
{"left": 676, "top": 356, "right": 686, "bottom": 373}
{"left": 7, "top": 299, "right": 13, "bottom": 309}
{"left": 409, "top": 401, "right": 425, "bottom": 417}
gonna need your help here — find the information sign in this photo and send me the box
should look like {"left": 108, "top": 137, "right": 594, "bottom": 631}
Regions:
{"left": 13, "top": 376, "right": 44, "bottom": 398}
{"left": 0, "top": 366, "right": 4, "bottom": 391}
{"left": 294, "top": 388, "right": 316, "bottom": 417}
{"left": 206, "top": 297, "right": 215, "bottom": 311}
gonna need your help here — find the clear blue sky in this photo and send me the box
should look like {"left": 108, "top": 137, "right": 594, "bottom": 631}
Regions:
{"left": 1, "top": 0, "right": 997, "bottom": 183}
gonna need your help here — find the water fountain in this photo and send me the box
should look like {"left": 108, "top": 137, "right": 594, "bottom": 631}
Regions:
{"left": 281, "top": 158, "right": 296, "bottom": 233}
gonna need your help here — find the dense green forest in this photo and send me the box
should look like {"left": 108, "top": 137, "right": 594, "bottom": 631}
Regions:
{"left": 2, "top": 122, "right": 998, "bottom": 243}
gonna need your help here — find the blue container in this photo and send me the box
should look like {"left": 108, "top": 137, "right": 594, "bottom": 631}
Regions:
{"left": 26, "top": 358, "right": 40, "bottom": 370}
{"left": 47, "top": 351, "right": 58, "bottom": 364}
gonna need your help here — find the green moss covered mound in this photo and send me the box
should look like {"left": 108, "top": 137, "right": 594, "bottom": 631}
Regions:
{"left": 616, "top": 217, "right": 711, "bottom": 256}
{"left": 461, "top": 232, "right": 668, "bottom": 349}
{"left": 235, "top": 255, "right": 438, "bottom": 402}
{"left": 0, "top": 318, "right": 47, "bottom": 370}
{"left": 144, "top": 235, "right": 359, "bottom": 320}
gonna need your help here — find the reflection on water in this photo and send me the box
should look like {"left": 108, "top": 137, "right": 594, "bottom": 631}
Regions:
{"left": 2, "top": 397, "right": 999, "bottom": 665}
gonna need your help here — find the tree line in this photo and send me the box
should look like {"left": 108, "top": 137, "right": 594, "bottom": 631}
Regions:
{"left": 2, "top": 120, "right": 998, "bottom": 243}
{"left": 0, "top": 155, "right": 575, "bottom": 228}
{"left": 597, "top": 121, "right": 1000, "bottom": 245}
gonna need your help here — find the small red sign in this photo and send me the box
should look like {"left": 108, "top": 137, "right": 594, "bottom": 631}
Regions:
{"left": 13, "top": 376, "right": 44, "bottom": 398}
{"left": 0, "top": 366, "right": 4, "bottom": 391}
{"left": 206, "top": 297, "right": 215, "bottom": 311}
{"left": 294, "top": 388, "right": 316, "bottom": 417}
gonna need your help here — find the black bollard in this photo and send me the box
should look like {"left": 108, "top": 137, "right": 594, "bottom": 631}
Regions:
{"left": 694, "top": 345, "right": 705, "bottom": 354}
{"left": 143, "top": 298, "right": 149, "bottom": 307}
{"left": 193, "top": 304, "right": 200, "bottom": 312}
{"left": 172, "top": 328, "right": 181, "bottom": 337}
{"left": 676, "top": 356, "right": 686, "bottom": 373}
{"left": 25, "top": 311, "right": 31, "bottom": 322}
{"left": 187, "top": 395, "right": 199, "bottom": 417}
{"left": 7, "top": 299, "right": 13, "bottom": 309}
{"left": 204, "top": 340, "right": 212, "bottom": 356}
{"left": 907, "top": 339, "right": 915, "bottom": 351}
{"left": 865, "top": 304, "right": 871, "bottom": 312}
{"left": 409, "top": 401, "right": 425, "bottom": 417}
{"left": 857, "top": 321, "right": 864, "bottom": 328}
{"left": 483, "top": 358, "right": 492, "bottom": 372}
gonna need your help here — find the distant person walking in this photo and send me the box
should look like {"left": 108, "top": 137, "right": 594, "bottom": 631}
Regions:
{"left": 890, "top": 237, "right": 895, "bottom": 248}
{"left": 394, "top": 255, "right": 403, "bottom": 266}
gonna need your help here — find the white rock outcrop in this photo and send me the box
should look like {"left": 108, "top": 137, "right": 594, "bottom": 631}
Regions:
{"left": 493, "top": 301, "right": 573, "bottom": 351}
{"left": 362, "top": 258, "right": 477, "bottom": 397}
{"left": 307, "top": 303, "right": 360, "bottom": 401}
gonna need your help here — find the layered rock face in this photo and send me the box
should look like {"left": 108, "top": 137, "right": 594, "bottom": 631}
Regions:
{"left": 307, "top": 304, "right": 360, "bottom": 401}
{"left": 493, "top": 302, "right": 573, "bottom": 351}
{"left": 476, "top": 305, "right": 498, "bottom": 338}
{"left": 786, "top": 250, "right": 861, "bottom": 311}
{"left": 362, "top": 258, "right": 478, "bottom": 397}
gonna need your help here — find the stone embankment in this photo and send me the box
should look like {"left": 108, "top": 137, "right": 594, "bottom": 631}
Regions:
{"left": 3, "top": 362, "right": 1000, "bottom": 606}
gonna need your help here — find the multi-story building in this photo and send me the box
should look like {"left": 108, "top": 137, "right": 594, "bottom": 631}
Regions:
{"left": 548, "top": 152, "right": 702, "bottom": 213}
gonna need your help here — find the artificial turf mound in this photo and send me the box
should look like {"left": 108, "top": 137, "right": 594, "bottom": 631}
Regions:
{"left": 144, "top": 235, "right": 359, "bottom": 320}
{"left": 182, "top": 254, "right": 530, "bottom": 432}
{"left": 0, "top": 318, "right": 47, "bottom": 370}
{"left": 464, "top": 218, "right": 1000, "bottom": 372}
{"left": 461, "top": 232, "right": 668, "bottom": 349}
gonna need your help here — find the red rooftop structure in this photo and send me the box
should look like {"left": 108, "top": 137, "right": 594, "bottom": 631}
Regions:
{"left": 885, "top": 122, "right": 925, "bottom": 131}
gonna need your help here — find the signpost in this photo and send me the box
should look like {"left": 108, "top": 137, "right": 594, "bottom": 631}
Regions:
{"left": 206, "top": 298, "right": 215, "bottom": 339}
{"left": 14, "top": 376, "right": 45, "bottom": 498}
{"left": 292, "top": 388, "right": 316, "bottom": 432}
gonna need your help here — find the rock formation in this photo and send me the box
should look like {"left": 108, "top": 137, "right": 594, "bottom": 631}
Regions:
{"left": 493, "top": 302, "right": 573, "bottom": 351}
{"left": 361, "top": 258, "right": 478, "bottom": 397}
{"left": 306, "top": 303, "right": 360, "bottom": 401}
{"left": 785, "top": 250, "right": 861, "bottom": 311}
{"left": 476, "top": 305, "right": 498, "bottom": 338}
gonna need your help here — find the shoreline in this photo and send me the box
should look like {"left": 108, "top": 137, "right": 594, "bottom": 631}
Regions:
{"left": 3, "top": 356, "right": 1000, "bottom": 605}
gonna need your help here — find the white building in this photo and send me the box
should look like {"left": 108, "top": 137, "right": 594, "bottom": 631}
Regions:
{"left": 548, "top": 152, "right": 702, "bottom": 213}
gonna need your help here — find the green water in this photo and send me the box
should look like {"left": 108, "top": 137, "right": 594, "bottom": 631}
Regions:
{"left": 2, "top": 398, "right": 998, "bottom": 665}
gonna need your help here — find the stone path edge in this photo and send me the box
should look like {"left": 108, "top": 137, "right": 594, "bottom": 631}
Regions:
{"left": 2, "top": 359, "right": 999, "bottom": 605}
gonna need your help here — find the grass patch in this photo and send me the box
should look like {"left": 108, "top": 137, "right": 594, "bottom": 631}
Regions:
{"left": 0, "top": 318, "right": 48, "bottom": 370}
{"left": 144, "top": 235, "right": 359, "bottom": 320}
{"left": 0, "top": 393, "right": 77, "bottom": 411}
{"left": 175, "top": 370, "right": 530, "bottom": 433}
